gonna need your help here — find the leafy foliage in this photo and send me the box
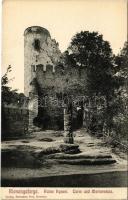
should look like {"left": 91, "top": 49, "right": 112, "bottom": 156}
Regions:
{"left": 2, "top": 65, "right": 26, "bottom": 105}
{"left": 65, "top": 32, "right": 116, "bottom": 133}
{"left": 65, "top": 32, "right": 127, "bottom": 147}
{"left": 67, "top": 31, "right": 117, "bottom": 97}
{"left": 112, "top": 42, "right": 128, "bottom": 142}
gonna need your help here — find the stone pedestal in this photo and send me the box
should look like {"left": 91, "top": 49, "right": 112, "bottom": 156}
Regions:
{"left": 60, "top": 144, "right": 80, "bottom": 154}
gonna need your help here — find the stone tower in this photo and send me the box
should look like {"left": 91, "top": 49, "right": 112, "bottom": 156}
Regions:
{"left": 24, "top": 26, "right": 62, "bottom": 130}
{"left": 24, "top": 26, "right": 50, "bottom": 96}
{"left": 24, "top": 26, "right": 62, "bottom": 96}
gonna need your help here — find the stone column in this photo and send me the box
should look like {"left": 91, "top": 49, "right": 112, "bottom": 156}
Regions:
{"left": 83, "top": 107, "right": 87, "bottom": 128}
{"left": 28, "top": 77, "right": 39, "bottom": 132}
{"left": 28, "top": 86, "right": 38, "bottom": 132}
{"left": 64, "top": 102, "right": 74, "bottom": 144}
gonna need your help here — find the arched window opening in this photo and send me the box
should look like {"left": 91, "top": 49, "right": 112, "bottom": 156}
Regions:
{"left": 33, "top": 39, "right": 41, "bottom": 51}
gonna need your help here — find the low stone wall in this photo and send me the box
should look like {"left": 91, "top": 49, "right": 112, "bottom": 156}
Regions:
{"left": 2, "top": 103, "right": 83, "bottom": 139}
{"left": 2, "top": 105, "right": 29, "bottom": 139}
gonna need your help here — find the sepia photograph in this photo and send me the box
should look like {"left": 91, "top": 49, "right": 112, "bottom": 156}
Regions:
{"left": 1, "top": 0, "right": 128, "bottom": 198}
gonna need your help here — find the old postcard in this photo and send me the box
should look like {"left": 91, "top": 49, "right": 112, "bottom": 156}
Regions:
{"left": 1, "top": 0, "right": 128, "bottom": 199}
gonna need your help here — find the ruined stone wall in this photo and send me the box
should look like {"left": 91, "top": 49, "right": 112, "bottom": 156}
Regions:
{"left": 24, "top": 26, "right": 61, "bottom": 97}
{"left": 36, "top": 65, "right": 87, "bottom": 95}
{"left": 24, "top": 26, "right": 87, "bottom": 97}
{"left": 2, "top": 105, "right": 29, "bottom": 138}
{"left": 24, "top": 26, "right": 87, "bottom": 130}
{"left": 35, "top": 65, "right": 86, "bottom": 130}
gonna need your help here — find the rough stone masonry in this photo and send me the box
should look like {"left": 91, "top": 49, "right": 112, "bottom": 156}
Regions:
{"left": 24, "top": 26, "right": 87, "bottom": 140}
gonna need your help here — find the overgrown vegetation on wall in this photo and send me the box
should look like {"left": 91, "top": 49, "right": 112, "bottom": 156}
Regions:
{"left": 2, "top": 65, "right": 29, "bottom": 139}
{"left": 64, "top": 32, "right": 128, "bottom": 149}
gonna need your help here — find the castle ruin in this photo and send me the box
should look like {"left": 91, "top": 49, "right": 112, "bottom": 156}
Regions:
{"left": 24, "top": 26, "right": 87, "bottom": 139}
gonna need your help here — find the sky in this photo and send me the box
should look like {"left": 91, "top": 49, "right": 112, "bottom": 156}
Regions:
{"left": 2, "top": 0, "right": 127, "bottom": 92}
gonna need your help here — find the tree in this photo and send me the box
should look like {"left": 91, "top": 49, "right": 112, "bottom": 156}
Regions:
{"left": 66, "top": 31, "right": 118, "bottom": 134}
{"left": 115, "top": 41, "right": 128, "bottom": 88}
{"left": 2, "top": 65, "right": 15, "bottom": 104}
{"left": 67, "top": 31, "right": 116, "bottom": 96}
{"left": 113, "top": 42, "right": 128, "bottom": 143}
{"left": 2, "top": 65, "right": 26, "bottom": 105}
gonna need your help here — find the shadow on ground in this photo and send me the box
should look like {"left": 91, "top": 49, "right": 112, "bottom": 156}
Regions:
{"left": 2, "top": 171, "right": 127, "bottom": 187}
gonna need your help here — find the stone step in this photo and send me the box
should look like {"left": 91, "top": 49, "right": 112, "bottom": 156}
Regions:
{"left": 56, "top": 158, "right": 116, "bottom": 165}
{"left": 48, "top": 152, "right": 112, "bottom": 159}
